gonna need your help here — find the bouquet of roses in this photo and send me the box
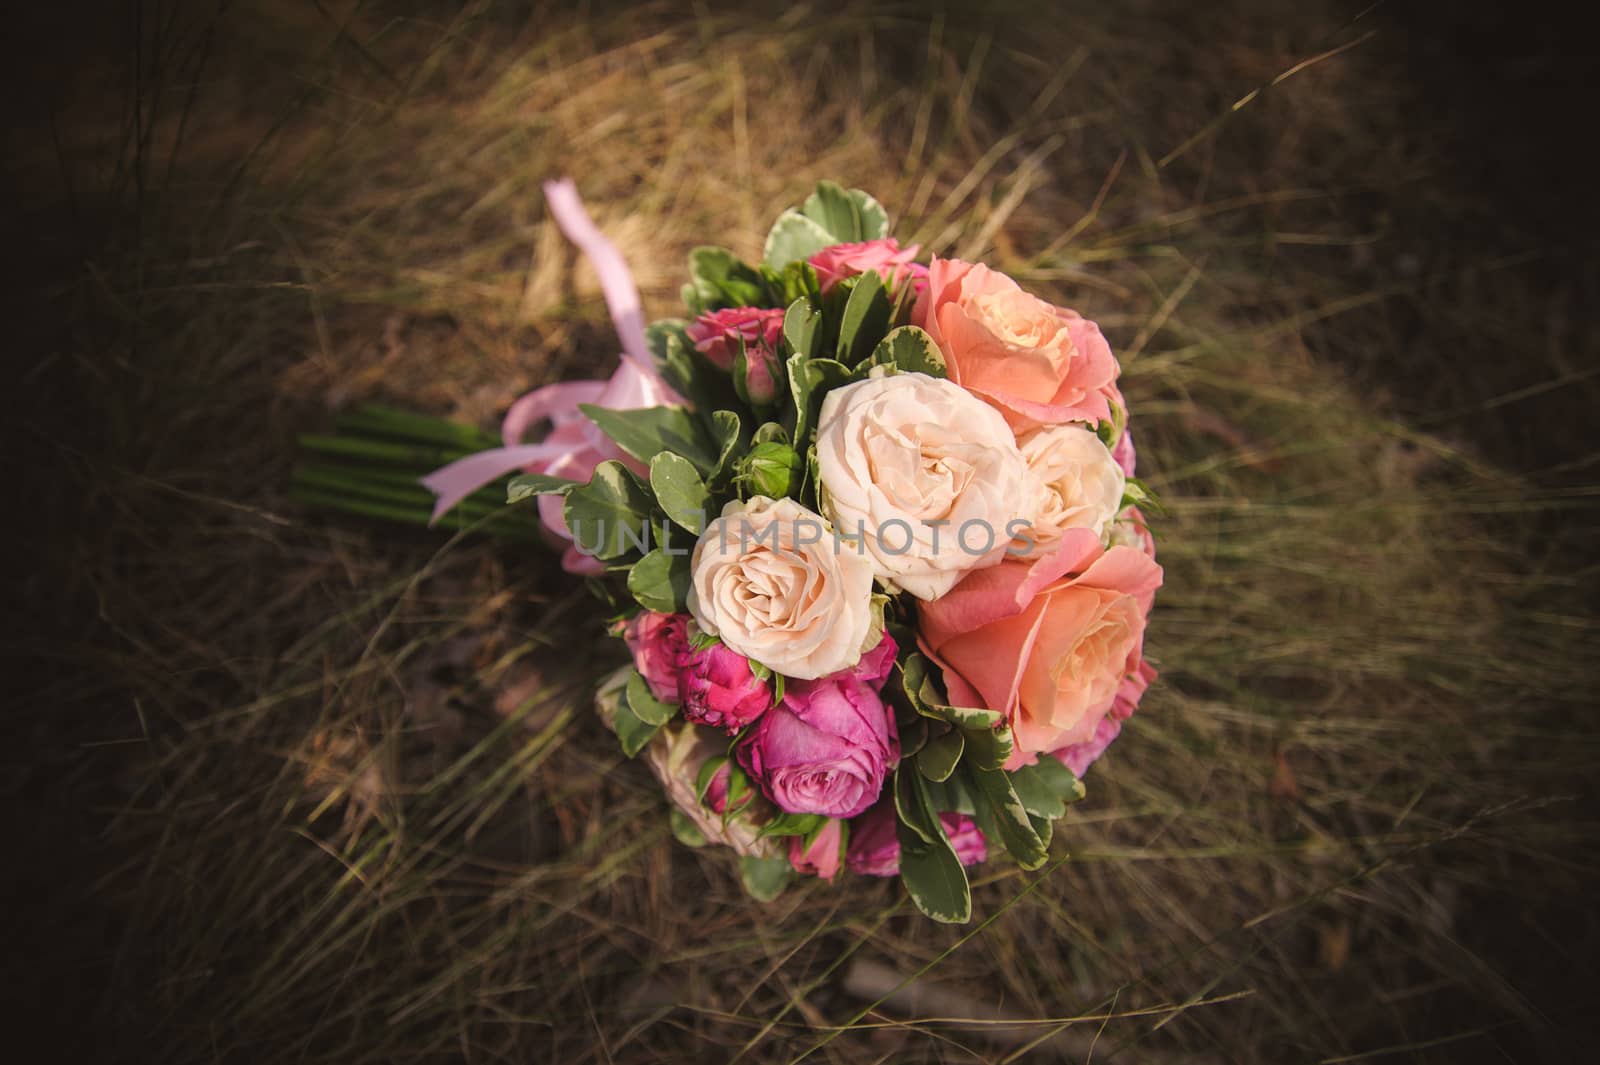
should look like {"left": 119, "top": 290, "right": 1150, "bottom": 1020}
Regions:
{"left": 296, "top": 179, "right": 1162, "bottom": 922}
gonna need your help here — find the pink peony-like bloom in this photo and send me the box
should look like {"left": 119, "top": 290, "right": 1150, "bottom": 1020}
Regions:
{"left": 787, "top": 819, "right": 845, "bottom": 881}
{"left": 622, "top": 612, "right": 690, "bottom": 703}
{"left": 912, "top": 257, "right": 1119, "bottom": 434}
{"left": 737, "top": 676, "right": 898, "bottom": 819}
{"left": 685, "top": 307, "right": 786, "bottom": 370}
{"left": 809, "top": 239, "right": 923, "bottom": 296}
{"left": 918, "top": 528, "right": 1162, "bottom": 769}
{"left": 675, "top": 642, "right": 772, "bottom": 732}
{"left": 845, "top": 800, "right": 987, "bottom": 877}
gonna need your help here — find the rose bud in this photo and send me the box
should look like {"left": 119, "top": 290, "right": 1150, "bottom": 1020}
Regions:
{"left": 845, "top": 799, "right": 987, "bottom": 877}
{"left": 684, "top": 306, "right": 786, "bottom": 371}
{"left": 701, "top": 758, "right": 755, "bottom": 815}
{"left": 735, "top": 343, "right": 784, "bottom": 406}
{"left": 675, "top": 642, "right": 772, "bottom": 732}
{"left": 737, "top": 676, "right": 898, "bottom": 819}
{"left": 787, "top": 819, "right": 844, "bottom": 881}
{"left": 808, "top": 238, "right": 923, "bottom": 296}
{"left": 621, "top": 611, "right": 690, "bottom": 702}
{"left": 740, "top": 440, "right": 803, "bottom": 499}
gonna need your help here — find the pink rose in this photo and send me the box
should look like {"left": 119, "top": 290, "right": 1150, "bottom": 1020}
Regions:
{"left": 845, "top": 800, "right": 987, "bottom": 877}
{"left": 622, "top": 612, "right": 689, "bottom": 703}
{"left": 912, "top": 257, "right": 1120, "bottom": 434}
{"left": 808, "top": 238, "right": 923, "bottom": 296}
{"left": 917, "top": 528, "right": 1162, "bottom": 767}
{"left": 675, "top": 642, "right": 772, "bottom": 732}
{"left": 737, "top": 677, "right": 899, "bottom": 819}
{"left": 685, "top": 307, "right": 786, "bottom": 371}
{"left": 1050, "top": 660, "right": 1156, "bottom": 777}
{"left": 787, "top": 819, "right": 844, "bottom": 881}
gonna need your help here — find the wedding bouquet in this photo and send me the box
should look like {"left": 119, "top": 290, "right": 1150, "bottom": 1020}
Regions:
{"left": 297, "top": 180, "right": 1162, "bottom": 922}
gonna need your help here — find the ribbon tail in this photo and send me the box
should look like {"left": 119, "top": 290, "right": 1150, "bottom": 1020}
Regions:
{"left": 420, "top": 444, "right": 565, "bottom": 524}
{"left": 543, "top": 178, "right": 655, "bottom": 375}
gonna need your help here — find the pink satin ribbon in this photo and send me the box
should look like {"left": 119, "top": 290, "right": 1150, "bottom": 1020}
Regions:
{"left": 420, "top": 179, "right": 684, "bottom": 534}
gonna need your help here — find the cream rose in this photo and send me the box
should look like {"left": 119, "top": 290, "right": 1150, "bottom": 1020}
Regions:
{"left": 1015, "top": 425, "right": 1127, "bottom": 552}
{"left": 688, "top": 496, "right": 876, "bottom": 679}
{"left": 816, "top": 373, "right": 1032, "bottom": 601}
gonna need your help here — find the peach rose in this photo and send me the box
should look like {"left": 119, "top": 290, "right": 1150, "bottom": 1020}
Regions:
{"left": 912, "top": 257, "right": 1119, "bottom": 433}
{"left": 917, "top": 529, "right": 1162, "bottom": 766}
{"left": 688, "top": 496, "right": 877, "bottom": 679}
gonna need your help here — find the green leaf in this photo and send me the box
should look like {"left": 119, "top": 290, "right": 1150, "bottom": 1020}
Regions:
{"left": 1121, "top": 477, "right": 1166, "bottom": 517}
{"left": 961, "top": 723, "right": 1016, "bottom": 771}
{"left": 627, "top": 548, "right": 692, "bottom": 614}
{"left": 802, "top": 180, "right": 864, "bottom": 241}
{"left": 898, "top": 714, "right": 930, "bottom": 760}
{"left": 1007, "top": 762, "right": 1067, "bottom": 821}
{"left": 625, "top": 670, "right": 678, "bottom": 726}
{"left": 739, "top": 854, "right": 794, "bottom": 903}
{"left": 709, "top": 409, "right": 747, "bottom": 488}
{"left": 763, "top": 211, "right": 837, "bottom": 270}
{"left": 649, "top": 452, "right": 710, "bottom": 534}
{"left": 922, "top": 770, "right": 978, "bottom": 816}
{"left": 670, "top": 808, "right": 708, "bottom": 847}
{"left": 968, "top": 764, "right": 1049, "bottom": 870}
{"left": 562, "top": 461, "right": 656, "bottom": 561}
{"left": 685, "top": 246, "right": 766, "bottom": 312}
{"left": 896, "top": 817, "right": 972, "bottom": 924}
{"left": 786, "top": 356, "right": 852, "bottom": 449}
{"left": 1014, "top": 755, "right": 1085, "bottom": 814}
{"left": 836, "top": 270, "right": 892, "bottom": 364}
{"left": 752, "top": 421, "right": 790, "bottom": 447}
{"left": 801, "top": 181, "right": 889, "bottom": 241}
{"left": 758, "top": 812, "right": 827, "bottom": 839}
{"left": 578, "top": 404, "right": 719, "bottom": 474}
{"left": 871, "top": 326, "right": 946, "bottom": 378}
{"left": 783, "top": 298, "right": 819, "bottom": 359}
{"left": 894, "top": 765, "right": 938, "bottom": 846}
{"left": 506, "top": 472, "right": 580, "bottom": 503}
{"left": 902, "top": 653, "right": 1004, "bottom": 730}
{"left": 917, "top": 728, "right": 965, "bottom": 783}
{"left": 613, "top": 695, "right": 661, "bottom": 758}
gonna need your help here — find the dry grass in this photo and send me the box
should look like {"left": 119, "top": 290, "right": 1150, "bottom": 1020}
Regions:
{"left": 14, "top": 1, "right": 1598, "bottom": 1062}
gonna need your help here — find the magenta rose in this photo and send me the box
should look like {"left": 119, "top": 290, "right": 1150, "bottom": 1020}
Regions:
{"left": 737, "top": 677, "right": 898, "bottom": 819}
{"left": 622, "top": 612, "right": 690, "bottom": 702}
{"left": 1050, "top": 660, "right": 1155, "bottom": 776}
{"left": 845, "top": 800, "right": 987, "bottom": 877}
{"left": 787, "top": 819, "right": 844, "bottom": 881}
{"left": 809, "top": 238, "right": 924, "bottom": 296}
{"left": 685, "top": 307, "right": 786, "bottom": 370}
{"left": 675, "top": 642, "right": 771, "bottom": 732}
